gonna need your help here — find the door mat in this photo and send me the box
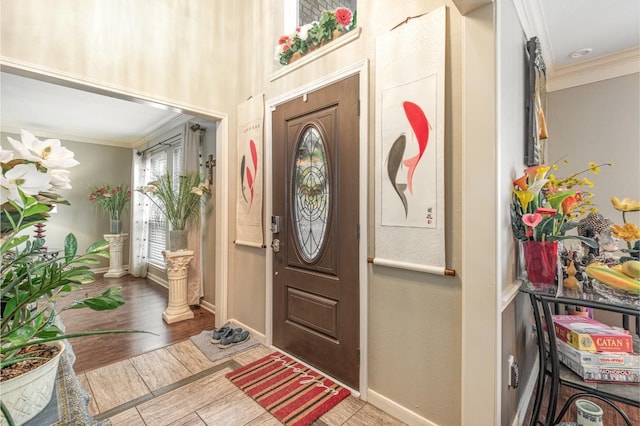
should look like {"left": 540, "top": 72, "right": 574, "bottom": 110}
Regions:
{"left": 189, "top": 330, "right": 259, "bottom": 362}
{"left": 225, "top": 351, "right": 351, "bottom": 426}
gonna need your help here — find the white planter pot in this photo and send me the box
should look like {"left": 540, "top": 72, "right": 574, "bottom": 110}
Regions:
{"left": 1, "top": 341, "right": 65, "bottom": 426}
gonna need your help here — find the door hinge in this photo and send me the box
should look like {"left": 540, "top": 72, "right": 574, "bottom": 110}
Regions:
{"left": 356, "top": 224, "right": 360, "bottom": 240}
{"left": 357, "top": 99, "right": 360, "bottom": 116}
{"left": 357, "top": 348, "right": 360, "bottom": 365}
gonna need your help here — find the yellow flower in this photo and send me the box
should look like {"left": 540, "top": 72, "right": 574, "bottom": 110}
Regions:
{"left": 611, "top": 196, "right": 640, "bottom": 212}
{"left": 611, "top": 223, "right": 640, "bottom": 242}
{"left": 582, "top": 177, "right": 594, "bottom": 188}
{"left": 514, "top": 189, "right": 534, "bottom": 210}
{"left": 588, "top": 162, "right": 600, "bottom": 174}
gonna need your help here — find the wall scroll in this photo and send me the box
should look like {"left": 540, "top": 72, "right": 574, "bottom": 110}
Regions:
{"left": 235, "top": 94, "right": 265, "bottom": 248}
{"left": 374, "top": 6, "right": 447, "bottom": 274}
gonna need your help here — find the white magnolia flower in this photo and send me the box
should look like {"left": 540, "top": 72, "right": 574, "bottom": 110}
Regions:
{"left": 49, "top": 169, "right": 72, "bottom": 190}
{"left": 0, "top": 146, "right": 14, "bottom": 163}
{"left": 1, "top": 163, "right": 51, "bottom": 206}
{"left": 7, "top": 130, "right": 80, "bottom": 170}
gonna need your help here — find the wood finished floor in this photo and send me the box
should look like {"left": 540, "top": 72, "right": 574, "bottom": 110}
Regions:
{"left": 58, "top": 275, "right": 406, "bottom": 425}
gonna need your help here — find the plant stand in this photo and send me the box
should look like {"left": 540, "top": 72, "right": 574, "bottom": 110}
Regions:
{"left": 162, "top": 250, "right": 195, "bottom": 324}
{"left": 103, "top": 233, "right": 128, "bottom": 278}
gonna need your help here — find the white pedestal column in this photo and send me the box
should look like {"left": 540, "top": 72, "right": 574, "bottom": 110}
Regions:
{"left": 103, "top": 233, "right": 128, "bottom": 278}
{"left": 162, "top": 250, "right": 195, "bottom": 324}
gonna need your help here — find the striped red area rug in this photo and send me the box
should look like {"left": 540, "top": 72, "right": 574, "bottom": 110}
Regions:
{"left": 225, "top": 351, "right": 351, "bottom": 426}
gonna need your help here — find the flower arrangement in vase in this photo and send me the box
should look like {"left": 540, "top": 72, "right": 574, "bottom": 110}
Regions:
{"left": 88, "top": 182, "right": 131, "bottom": 234}
{"left": 275, "top": 7, "right": 357, "bottom": 65}
{"left": 1, "top": 131, "right": 147, "bottom": 425}
{"left": 511, "top": 160, "right": 611, "bottom": 286}
{"left": 137, "top": 171, "right": 210, "bottom": 251}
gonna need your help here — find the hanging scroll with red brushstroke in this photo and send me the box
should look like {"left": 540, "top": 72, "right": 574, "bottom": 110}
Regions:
{"left": 236, "top": 95, "right": 265, "bottom": 248}
{"left": 374, "top": 6, "right": 446, "bottom": 273}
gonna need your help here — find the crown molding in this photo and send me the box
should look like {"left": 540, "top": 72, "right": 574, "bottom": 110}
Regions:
{"left": 547, "top": 47, "right": 640, "bottom": 92}
{"left": 0, "top": 124, "right": 135, "bottom": 148}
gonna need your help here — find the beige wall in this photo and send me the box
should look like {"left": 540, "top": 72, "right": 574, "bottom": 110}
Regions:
{"left": 547, "top": 73, "right": 640, "bottom": 224}
{"left": 1, "top": 1, "right": 501, "bottom": 424}
{"left": 0, "top": 131, "right": 132, "bottom": 270}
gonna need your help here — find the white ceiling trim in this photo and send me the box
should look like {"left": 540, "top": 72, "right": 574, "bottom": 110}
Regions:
{"left": 547, "top": 47, "right": 640, "bottom": 92}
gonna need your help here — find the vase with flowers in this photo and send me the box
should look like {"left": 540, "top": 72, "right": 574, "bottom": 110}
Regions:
{"left": 1, "top": 131, "right": 147, "bottom": 425}
{"left": 275, "top": 6, "right": 357, "bottom": 65}
{"left": 137, "top": 171, "right": 210, "bottom": 251}
{"left": 88, "top": 183, "right": 131, "bottom": 234}
{"left": 511, "top": 161, "right": 611, "bottom": 287}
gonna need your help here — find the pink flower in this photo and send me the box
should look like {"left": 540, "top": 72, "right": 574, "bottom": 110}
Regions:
{"left": 335, "top": 7, "right": 353, "bottom": 27}
{"left": 522, "top": 213, "right": 543, "bottom": 228}
{"left": 278, "top": 35, "right": 291, "bottom": 45}
{"left": 102, "top": 192, "right": 112, "bottom": 198}
{"left": 89, "top": 194, "right": 97, "bottom": 201}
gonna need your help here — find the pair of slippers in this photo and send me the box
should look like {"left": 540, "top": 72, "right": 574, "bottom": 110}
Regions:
{"left": 211, "top": 323, "right": 250, "bottom": 348}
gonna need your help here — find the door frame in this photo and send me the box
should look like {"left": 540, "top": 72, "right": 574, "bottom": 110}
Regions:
{"left": 0, "top": 61, "right": 230, "bottom": 327}
{"left": 264, "top": 59, "right": 369, "bottom": 398}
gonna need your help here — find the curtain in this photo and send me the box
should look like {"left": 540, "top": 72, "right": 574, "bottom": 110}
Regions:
{"left": 130, "top": 151, "right": 150, "bottom": 277}
{"left": 183, "top": 123, "right": 203, "bottom": 305}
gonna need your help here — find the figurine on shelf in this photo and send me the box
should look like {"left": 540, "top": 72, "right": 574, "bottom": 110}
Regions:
{"left": 577, "top": 212, "right": 619, "bottom": 260}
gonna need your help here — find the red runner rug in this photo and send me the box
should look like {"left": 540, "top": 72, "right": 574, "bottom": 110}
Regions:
{"left": 225, "top": 351, "right": 351, "bottom": 426}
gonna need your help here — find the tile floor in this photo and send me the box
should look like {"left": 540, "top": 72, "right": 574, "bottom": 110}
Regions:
{"left": 78, "top": 341, "right": 406, "bottom": 425}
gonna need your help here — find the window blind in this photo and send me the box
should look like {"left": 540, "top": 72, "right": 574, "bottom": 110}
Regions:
{"left": 145, "top": 131, "right": 184, "bottom": 268}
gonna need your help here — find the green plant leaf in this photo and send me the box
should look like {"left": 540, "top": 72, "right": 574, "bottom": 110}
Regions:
{"left": 23, "top": 203, "right": 52, "bottom": 217}
{"left": 87, "top": 240, "right": 110, "bottom": 254}
{"left": 68, "top": 286, "right": 126, "bottom": 311}
{"left": 74, "top": 257, "right": 101, "bottom": 265}
{"left": 0, "top": 234, "right": 30, "bottom": 253}
{"left": 64, "top": 233, "right": 78, "bottom": 262}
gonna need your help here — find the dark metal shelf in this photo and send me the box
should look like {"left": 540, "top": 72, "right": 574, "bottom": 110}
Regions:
{"left": 521, "top": 281, "right": 639, "bottom": 426}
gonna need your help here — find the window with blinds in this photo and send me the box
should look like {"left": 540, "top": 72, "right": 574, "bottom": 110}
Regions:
{"left": 146, "top": 134, "right": 183, "bottom": 268}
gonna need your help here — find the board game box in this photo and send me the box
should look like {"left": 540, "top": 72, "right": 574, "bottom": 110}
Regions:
{"left": 552, "top": 315, "right": 633, "bottom": 353}
{"left": 556, "top": 339, "right": 640, "bottom": 368}
{"left": 559, "top": 350, "right": 640, "bottom": 384}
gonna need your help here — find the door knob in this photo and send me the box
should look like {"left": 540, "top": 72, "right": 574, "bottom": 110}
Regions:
{"left": 271, "top": 239, "right": 280, "bottom": 253}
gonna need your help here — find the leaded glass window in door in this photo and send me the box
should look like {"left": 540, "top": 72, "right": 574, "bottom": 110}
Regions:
{"left": 292, "top": 126, "right": 329, "bottom": 262}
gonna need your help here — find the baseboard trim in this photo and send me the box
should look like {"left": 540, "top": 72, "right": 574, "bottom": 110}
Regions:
{"left": 199, "top": 300, "right": 216, "bottom": 316}
{"left": 367, "top": 389, "right": 439, "bottom": 426}
{"left": 147, "top": 271, "right": 168, "bottom": 289}
{"left": 225, "top": 318, "right": 266, "bottom": 345}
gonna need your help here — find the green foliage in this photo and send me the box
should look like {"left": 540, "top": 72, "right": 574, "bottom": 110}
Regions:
{"left": 138, "top": 171, "right": 209, "bottom": 231}
{"left": 0, "top": 192, "right": 151, "bottom": 372}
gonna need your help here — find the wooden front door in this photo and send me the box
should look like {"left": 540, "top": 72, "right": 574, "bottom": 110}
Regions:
{"left": 272, "top": 74, "right": 360, "bottom": 389}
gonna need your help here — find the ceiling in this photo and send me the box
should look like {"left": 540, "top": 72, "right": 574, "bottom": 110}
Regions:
{"left": 1, "top": 1, "right": 638, "bottom": 146}
{"left": 527, "top": 0, "right": 639, "bottom": 69}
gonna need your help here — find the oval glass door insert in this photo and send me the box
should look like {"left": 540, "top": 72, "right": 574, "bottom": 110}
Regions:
{"left": 293, "top": 126, "right": 330, "bottom": 262}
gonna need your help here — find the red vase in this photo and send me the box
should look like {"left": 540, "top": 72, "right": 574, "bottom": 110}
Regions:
{"left": 523, "top": 240, "right": 559, "bottom": 288}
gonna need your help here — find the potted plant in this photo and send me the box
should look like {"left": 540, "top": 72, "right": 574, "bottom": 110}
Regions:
{"left": 88, "top": 182, "right": 131, "bottom": 234}
{"left": 1, "top": 130, "right": 146, "bottom": 425}
{"left": 511, "top": 160, "right": 611, "bottom": 287}
{"left": 137, "top": 171, "right": 210, "bottom": 251}
{"left": 274, "top": 6, "right": 357, "bottom": 65}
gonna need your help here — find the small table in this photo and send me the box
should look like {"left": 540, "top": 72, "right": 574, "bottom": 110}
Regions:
{"left": 103, "top": 233, "right": 128, "bottom": 278}
{"left": 520, "top": 282, "right": 639, "bottom": 426}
